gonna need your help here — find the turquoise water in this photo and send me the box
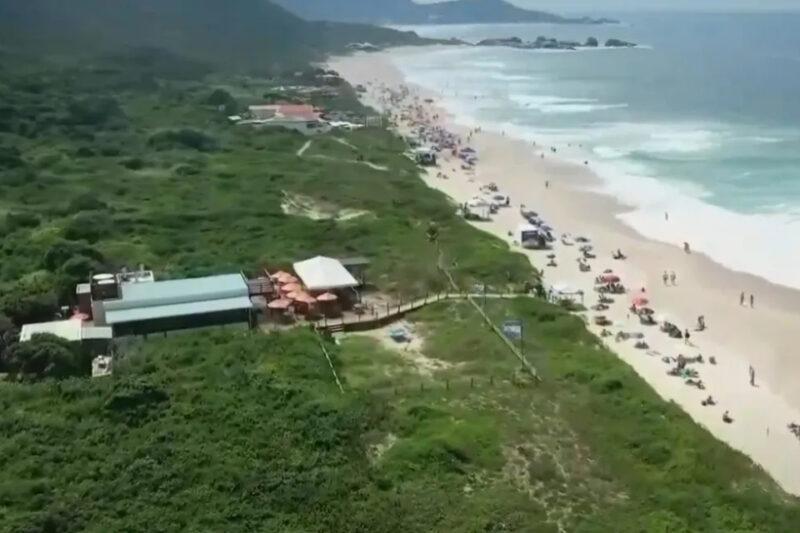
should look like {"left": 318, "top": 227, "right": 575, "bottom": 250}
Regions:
{"left": 390, "top": 13, "right": 800, "bottom": 288}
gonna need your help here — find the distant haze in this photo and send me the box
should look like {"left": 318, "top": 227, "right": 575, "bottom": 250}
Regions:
{"left": 414, "top": 0, "right": 800, "bottom": 13}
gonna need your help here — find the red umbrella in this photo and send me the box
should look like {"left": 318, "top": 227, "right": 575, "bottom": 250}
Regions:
{"left": 286, "top": 290, "right": 304, "bottom": 300}
{"left": 294, "top": 292, "right": 317, "bottom": 305}
{"left": 281, "top": 282, "right": 303, "bottom": 293}
{"left": 267, "top": 298, "right": 293, "bottom": 310}
{"left": 600, "top": 273, "right": 620, "bottom": 283}
{"left": 316, "top": 292, "right": 338, "bottom": 302}
{"left": 631, "top": 295, "right": 649, "bottom": 307}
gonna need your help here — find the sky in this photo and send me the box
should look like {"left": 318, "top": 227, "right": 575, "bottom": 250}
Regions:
{"left": 416, "top": 0, "right": 800, "bottom": 13}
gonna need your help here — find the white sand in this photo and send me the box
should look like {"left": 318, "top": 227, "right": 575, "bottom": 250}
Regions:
{"left": 329, "top": 50, "right": 800, "bottom": 495}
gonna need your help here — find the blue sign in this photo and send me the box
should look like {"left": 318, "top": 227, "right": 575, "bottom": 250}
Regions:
{"left": 501, "top": 319, "right": 523, "bottom": 340}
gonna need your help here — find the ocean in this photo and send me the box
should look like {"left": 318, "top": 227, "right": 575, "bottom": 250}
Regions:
{"left": 390, "top": 12, "right": 800, "bottom": 289}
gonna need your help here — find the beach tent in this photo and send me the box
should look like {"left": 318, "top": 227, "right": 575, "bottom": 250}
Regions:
{"left": 550, "top": 283, "right": 584, "bottom": 304}
{"left": 465, "top": 198, "right": 491, "bottom": 221}
{"left": 517, "top": 223, "right": 546, "bottom": 249}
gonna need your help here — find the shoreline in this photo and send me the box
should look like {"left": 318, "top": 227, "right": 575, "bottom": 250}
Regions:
{"left": 329, "top": 49, "right": 800, "bottom": 495}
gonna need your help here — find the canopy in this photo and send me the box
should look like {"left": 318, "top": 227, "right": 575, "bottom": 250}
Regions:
{"left": 600, "top": 274, "right": 620, "bottom": 283}
{"left": 267, "top": 298, "right": 293, "bottom": 310}
{"left": 293, "top": 256, "right": 358, "bottom": 291}
{"left": 631, "top": 295, "right": 649, "bottom": 307}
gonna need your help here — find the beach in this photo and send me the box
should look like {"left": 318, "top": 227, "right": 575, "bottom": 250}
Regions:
{"left": 329, "top": 49, "right": 800, "bottom": 495}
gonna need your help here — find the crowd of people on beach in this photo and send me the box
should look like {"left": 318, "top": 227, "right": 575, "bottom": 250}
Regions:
{"left": 363, "top": 77, "right": 798, "bottom": 443}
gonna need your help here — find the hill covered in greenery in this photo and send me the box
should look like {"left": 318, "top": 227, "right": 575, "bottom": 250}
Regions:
{"left": 0, "top": 3, "right": 799, "bottom": 532}
{"left": 0, "top": 0, "right": 431, "bottom": 71}
{"left": 273, "top": 0, "right": 616, "bottom": 25}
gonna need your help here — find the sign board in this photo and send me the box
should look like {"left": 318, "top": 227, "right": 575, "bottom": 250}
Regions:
{"left": 501, "top": 319, "right": 523, "bottom": 341}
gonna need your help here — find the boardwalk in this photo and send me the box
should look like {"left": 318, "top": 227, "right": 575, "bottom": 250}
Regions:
{"left": 315, "top": 292, "right": 526, "bottom": 333}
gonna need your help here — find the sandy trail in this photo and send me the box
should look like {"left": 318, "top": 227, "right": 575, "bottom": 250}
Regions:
{"left": 329, "top": 50, "right": 800, "bottom": 495}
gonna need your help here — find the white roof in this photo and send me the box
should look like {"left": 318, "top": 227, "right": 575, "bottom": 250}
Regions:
{"left": 20, "top": 320, "right": 113, "bottom": 342}
{"left": 293, "top": 256, "right": 358, "bottom": 291}
{"left": 517, "top": 223, "right": 540, "bottom": 233}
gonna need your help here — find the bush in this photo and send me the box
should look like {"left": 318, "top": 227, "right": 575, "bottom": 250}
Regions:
{"left": 147, "top": 129, "right": 217, "bottom": 152}
{"left": 3, "top": 333, "right": 82, "bottom": 381}
{"left": 1, "top": 289, "right": 59, "bottom": 327}
{"left": 65, "top": 97, "right": 125, "bottom": 126}
{"left": 67, "top": 193, "right": 108, "bottom": 214}
{"left": 43, "top": 240, "right": 105, "bottom": 272}
{"left": 4, "top": 211, "right": 40, "bottom": 231}
{"left": 63, "top": 211, "right": 112, "bottom": 243}
{"left": 121, "top": 157, "right": 146, "bottom": 170}
{"left": 0, "top": 145, "right": 24, "bottom": 169}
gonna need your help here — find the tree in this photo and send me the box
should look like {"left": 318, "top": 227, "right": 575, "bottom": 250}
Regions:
{"left": 4, "top": 333, "right": 81, "bottom": 381}
{"left": 43, "top": 240, "right": 105, "bottom": 272}
{"left": 1, "top": 288, "right": 60, "bottom": 327}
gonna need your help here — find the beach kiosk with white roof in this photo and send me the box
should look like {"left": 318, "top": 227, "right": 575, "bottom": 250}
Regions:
{"left": 293, "top": 256, "right": 359, "bottom": 292}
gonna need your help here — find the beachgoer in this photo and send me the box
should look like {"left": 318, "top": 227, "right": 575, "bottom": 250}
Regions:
{"left": 683, "top": 242, "right": 691, "bottom": 253}
{"left": 697, "top": 315, "right": 705, "bottom": 331}
{"left": 665, "top": 211, "right": 669, "bottom": 221}
{"left": 749, "top": 365, "right": 756, "bottom": 387}
{"left": 723, "top": 411, "right": 733, "bottom": 423}
{"left": 750, "top": 294, "right": 755, "bottom": 308}
{"left": 662, "top": 271, "right": 668, "bottom": 285}
{"left": 684, "top": 330, "right": 691, "bottom": 345}
{"left": 670, "top": 271, "right": 677, "bottom": 286}
{"left": 740, "top": 291, "right": 745, "bottom": 306}
{"left": 545, "top": 180, "right": 549, "bottom": 188}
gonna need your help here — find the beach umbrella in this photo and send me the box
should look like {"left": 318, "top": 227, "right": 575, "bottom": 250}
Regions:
{"left": 603, "top": 269, "right": 613, "bottom": 274}
{"left": 267, "top": 298, "right": 293, "bottom": 310}
{"left": 281, "top": 282, "right": 303, "bottom": 293}
{"left": 316, "top": 292, "right": 338, "bottom": 302}
{"left": 294, "top": 292, "right": 317, "bottom": 305}
{"left": 631, "top": 295, "right": 649, "bottom": 307}
{"left": 286, "top": 290, "right": 304, "bottom": 300}
{"left": 276, "top": 273, "right": 299, "bottom": 284}
{"left": 638, "top": 307, "right": 655, "bottom": 315}
{"left": 547, "top": 253, "right": 556, "bottom": 259}
{"left": 600, "top": 273, "right": 620, "bottom": 283}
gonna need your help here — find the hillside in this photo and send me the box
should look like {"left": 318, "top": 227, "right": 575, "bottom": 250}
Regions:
{"left": 273, "top": 0, "right": 616, "bottom": 25}
{"left": 0, "top": 0, "right": 430, "bottom": 70}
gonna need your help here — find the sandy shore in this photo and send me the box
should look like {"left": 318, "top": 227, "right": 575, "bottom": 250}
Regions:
{"left": 329, "top": 49, "right": 800, "bottom": 495}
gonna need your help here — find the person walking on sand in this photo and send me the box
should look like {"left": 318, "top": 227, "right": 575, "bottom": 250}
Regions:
{"left": 750, "top": 294, "right": 755, "bottom": 308}
{"left": 740, "top": 291, "right": 745, "bottom": 306}
{"left": 683, "top": 242, "right": 691, "bottom": 253}
{"left": 670, "top": 271, "right": 677, "bottom": 286}
{"left": 684, "top": 329, "right": 691, "bottom": 345}
{"left": 665, "top": 211, "right": 669, "bottom": 221}
{"left": 662, "top": 271, "right": 669, "bottom": 286}
{"left": 749, "top": 365, "right": 756, "bottom": 386}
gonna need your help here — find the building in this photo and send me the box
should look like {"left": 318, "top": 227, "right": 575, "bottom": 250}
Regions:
{"left": 237, "top": 104, "right": 330, "bottom": 135}
{"left": 338, "top": 257, "right": 370, "bottom": 286}
{"left": 90, "top": 273, "right": 255, "bottom": 336}
{"left": 293, "top": 256, "right": 359, "bottom": 292}
{"left": 20, "top": 319, "right": 112, "bottom": 353}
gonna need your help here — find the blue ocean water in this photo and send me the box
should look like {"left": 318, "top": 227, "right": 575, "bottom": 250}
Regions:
{"left": 390, "top": 13, "right": 800, "bottom": 288}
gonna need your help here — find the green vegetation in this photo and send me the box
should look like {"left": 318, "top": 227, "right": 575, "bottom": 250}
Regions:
{"left": 2, "top": 300, "right": 799, "bottom": 531}
{"left": 0, "top": 0, "right": 434, "bottom": 71}
{"left": 0, "top": 3, "right": 798, "bottom": 531}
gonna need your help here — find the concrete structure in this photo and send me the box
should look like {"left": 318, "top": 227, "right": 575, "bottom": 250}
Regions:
{"left": 92, "top": 273, "right": 254, "bottom": 336}
{"left": 293, "top": 256, "right": 359, "bottom": 292}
